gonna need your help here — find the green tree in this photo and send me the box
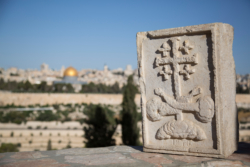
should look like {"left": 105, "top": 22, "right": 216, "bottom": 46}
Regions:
{"left": 236, "top": 83, "right": 249, "bottom": 94}
{"left": 0, "top": 78, "right": 6, "bottom": 90}
{"left": 0, "top": 143, "right": 19, "bottom": 153}
{"left": 121, "top": 75, "right": 140, "bottom": 145}
{"left": 66, "top": 84, "right": 74, "bottom": 92}
{"left": 47, "top": 139, "right": 52, "bottom": 150}
{"left": 0, "top": 111, "right": 28, "bottom": 124}
{"left": 87, "top": 82, "right": 98, "bottom": 93}
{"left": 23, "top": 80, "right": 33, "bottom": 91}
{"left": 66, "top": 142, "right": 71, "bottom": 148}
{"left": 83, "top": 104, "right": 117, "bottom": 147}
{"left": 36, "top": 81, "right": 47, "bottom": 92}
{"left": 111, "top": 82, "right": 120, "bottom": 93}
{"left": 6, "top": 81, "right": 18, "bottom": 91}
{"left": 36, "top": 110, "right": 60, "bottom": 121}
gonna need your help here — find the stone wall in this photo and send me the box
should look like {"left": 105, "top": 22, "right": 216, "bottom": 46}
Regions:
{"left": 0, "top": 92, "right": 141, "bottom": 106}
{"left": 0, "top": 121, "right": 85, "bottom": 152}
{"left": 236, "top": 94, "right": 250, "bottom": 103}
{"left": 0, "top": 121, "right": 142, "bottom": 152}
{"left": 1, "top": 92, "right": 249, "bottom": 107}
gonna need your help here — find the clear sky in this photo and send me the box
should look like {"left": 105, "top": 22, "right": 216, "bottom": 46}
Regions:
{"left": 0, "top": 0, "right": 249, "bottom": 74}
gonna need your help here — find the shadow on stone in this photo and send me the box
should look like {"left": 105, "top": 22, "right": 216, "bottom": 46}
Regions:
{"left": 235, "top": 142, "right": 250, "bottom": 155}
{"left": 128, "top": 146, "right": 143, "bottom": 152}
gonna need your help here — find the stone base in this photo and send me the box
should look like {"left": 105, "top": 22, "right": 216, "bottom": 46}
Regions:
{"left": 144, "top": 147, "right": 227, "bottom": 159}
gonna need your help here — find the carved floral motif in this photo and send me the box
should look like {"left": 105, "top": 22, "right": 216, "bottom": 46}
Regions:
{"left": 156, "top": 120, "right": 207, "bottom": 140}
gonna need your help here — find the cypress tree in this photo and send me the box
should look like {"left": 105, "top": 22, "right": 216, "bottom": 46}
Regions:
{"left": 47, "top": 139, "right": 52, "bottom": 150}
{"left": 83, "top": 104, "right": 117, "bottom": 147}
{"left": 121, "top": 75, "right": 140, "bottom": 145}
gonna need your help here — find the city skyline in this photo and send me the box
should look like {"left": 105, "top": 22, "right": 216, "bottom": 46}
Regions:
{"left": 0, "top": 0, "right": 250, "bottom": 74}
{"left": 0, "top": 63, "right": 134, "bottom": 71}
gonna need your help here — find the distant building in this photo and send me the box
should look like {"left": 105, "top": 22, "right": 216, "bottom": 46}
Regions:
{"left": 53, "top": 66, "right": 86, "bottom": 92}
{"left": 41, "top": 63, "right": 49, "bottom": 73}
{"left": 124, "top": 65, "right": 133, "bottom": 76}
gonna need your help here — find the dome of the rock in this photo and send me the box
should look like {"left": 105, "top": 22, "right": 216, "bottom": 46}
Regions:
{"left": 63, "top": 66, "right": 78, "bottom": 77}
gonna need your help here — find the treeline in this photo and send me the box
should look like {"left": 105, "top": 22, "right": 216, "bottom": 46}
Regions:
{"left": 236, "top": 83, "right": 250, "bottom": 94}
{"left": 0, "top": 111, "right": 33, "bottom": 124}
{"left": 0, "top": 79, "right": 74, "bottom": 93}
{"left": 81, "top": 82, "right": 123, "bottom": 94}
{"left": 0, "top": 103, "right": 87, "bottom": 124}
{"left": 0, "top": 109, "right": 64, "bottom": 124}
{"left": 0, "top": 79, "right": 124, "bottom": 93}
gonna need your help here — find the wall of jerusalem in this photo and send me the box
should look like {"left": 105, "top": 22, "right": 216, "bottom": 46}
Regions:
{"left": 0, "top": 92, "right": 141, "bottom": 106}
{"left": 0, "top": 92, "right": 249, "bottom": 107}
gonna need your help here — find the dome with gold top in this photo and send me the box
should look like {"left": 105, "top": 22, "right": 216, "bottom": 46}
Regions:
{"left": 63, "top": 66, "right": 78, "bottom": 77}
{"left": 53, "top": 66, "right": 86, "bottom": 89}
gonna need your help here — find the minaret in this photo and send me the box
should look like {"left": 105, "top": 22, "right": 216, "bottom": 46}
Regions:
{"left": 104, "top": 64, "right": 108, "bottom": 73}
{"left": 61, "top": 66, "right": 65, "bottom": 77}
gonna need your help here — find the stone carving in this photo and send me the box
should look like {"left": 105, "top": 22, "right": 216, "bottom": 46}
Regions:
{"left": 179, "top": 65, "right": 195, "bottom": 80}
{"left": 137, "top": 23, "right": 237, "bottom": 158}
{"left": 158, "top": 42, "right": 171, "bottom": 57}
{"left": 159, "top": 65, "right": 172, "bottom": 81}
{"left": 149, "top": 37, "right": 214, "bottom": 141}
{"left": 155, "top": 120, "right": 207, "bottom": 140}
{"left": 179, "top": 40, "right": 194, "bottom": 54}
{"left": 147, "top": 87, "right": 214, "bottom": 124}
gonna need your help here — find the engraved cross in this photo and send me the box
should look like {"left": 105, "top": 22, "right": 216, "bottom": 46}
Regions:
{"left": 159, "top": 65, "right": 172, "bottom": 81}
{"left": 179, "top": 40, "right": 194, "bottom": 54}
{"left": 158, "top": 42, "right": 171, "bottom": 57}
{"left": 180, "top": 64, "right": 195, "bottom": 80}
{"left": 155, "top": 38, "right": 198, "bottom": 99}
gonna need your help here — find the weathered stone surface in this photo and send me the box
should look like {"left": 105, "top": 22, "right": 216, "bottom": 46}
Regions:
{"left": 206, "top": 160, "right": 247, "bottom": 167}
{"left": 64, "top": 153, "right": 136, "bottom": 165}
{"left": 131, "top": 152, "right": 173, "bottom": 166}
{"left": 0, "top": 145, "right": 250, "bottom": 167}
{"left": 0, "top": 159, "right": 69, "bottom": 167}
{"left": 10, "top": 152, "right": 48, "bottom": 159}
{"left": 137, "top": 23, "right": 237, "bottom": 158}
{"left": 56, "top": 147, "right": 111, "bottom": 156}
{"left": 169, "top": 155, "right": 212, "bottom": 163}
{"left": 112, "top": 146, "right": 142, "bottom": 153}
{"left": 227, "top": 154, "right": 250, "bottom": 163}
{"left": 0, "top": 159, "right": 16, "bottom": 164}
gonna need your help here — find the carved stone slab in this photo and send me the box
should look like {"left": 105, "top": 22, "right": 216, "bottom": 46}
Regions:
{"left": 137, "top": 23, "right": 238, "bottom": 158}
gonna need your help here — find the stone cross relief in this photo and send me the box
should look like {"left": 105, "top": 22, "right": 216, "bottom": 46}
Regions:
{"left": 146, "top": 37, "right": 215, "bottom": 141}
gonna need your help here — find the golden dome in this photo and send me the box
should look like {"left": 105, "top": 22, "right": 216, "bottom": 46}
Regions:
{"left": 63, "top": 66, "right": 78, "bottom": 77}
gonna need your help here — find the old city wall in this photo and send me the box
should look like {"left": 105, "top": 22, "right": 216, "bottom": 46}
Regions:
{"left": 0, "top": 92, "right": 250, "bottom": 107}
{"left": 236, "top": 94, "right": 250, "bottom": 108}
{"left": 0, "top": 92, "right": 141, "bottom": 106}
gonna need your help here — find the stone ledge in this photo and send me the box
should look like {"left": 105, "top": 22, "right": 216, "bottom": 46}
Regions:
{"left": 0, "top": 142, "right": 249, "bottom": 167}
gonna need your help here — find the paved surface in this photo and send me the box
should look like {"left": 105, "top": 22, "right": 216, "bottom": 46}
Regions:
{"left": 0, "top": 142, "right": 249, "bottom": 167}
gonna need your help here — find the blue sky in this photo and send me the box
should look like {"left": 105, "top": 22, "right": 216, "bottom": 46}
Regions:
{"left": 0, "top": 0, "right": 249, "bottom": 74}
